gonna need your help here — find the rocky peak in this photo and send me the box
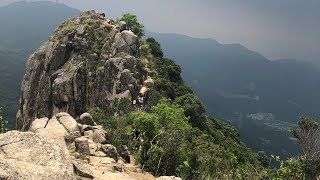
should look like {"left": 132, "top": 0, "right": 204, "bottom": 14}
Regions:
{"left": 16, "top": 10, "right": 145, "bottom": 131}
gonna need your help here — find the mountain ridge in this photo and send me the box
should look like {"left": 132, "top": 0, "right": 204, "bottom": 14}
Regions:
{"left": 145, "top": 30, "right": 320, "bottom": 157}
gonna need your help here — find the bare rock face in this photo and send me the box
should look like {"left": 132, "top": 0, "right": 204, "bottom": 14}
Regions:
{"left": 16, "top": 10, "right": 145, "bottom": 131}
{"left": 0, "top": 131, "right": 74, "bottom": 179}
{"left": 75, "top": 137, "right": 90, "bottom": 155}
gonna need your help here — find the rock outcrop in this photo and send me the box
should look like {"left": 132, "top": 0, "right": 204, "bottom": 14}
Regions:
{"left": 16, "top": 10, "right": 146, "bottom": 131}
{"left": 1, "top": 112, "right": 156, "bottom": 179}
{"left": 9, "top": 10, "right": 181, "bottom": 180}
{"left": 0, "top": 131, "right": 74, "bottom": 179}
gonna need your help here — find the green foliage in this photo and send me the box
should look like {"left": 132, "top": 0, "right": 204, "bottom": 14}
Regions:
{"left": 257, "top": 151, "right": 270, "bottom": 168}
{"left": 292, "top": 117, "right": 319, "bottom": 155}
{"left": 154, "top": 78, "right": 177, "bottom": 99}
{"left": 261, "top": 117, "right": 320, "bottom": 179}
{"left": 129, "top": 99, "right": 191, "bottom": 175}
{"left": 261, "top": 156, "right": 306, "bottom": 180}
{"left": 86, "top": 26, "right": 264, "bottom": 178}
{"left": 140, "top": 41, "right": 152, "bottom": 59}
{"left": 88, "top": 98, "right": 135, "bottom": 148}
{"left": 145, "top": 88, "right": 162, "bottom": 108}
{"left": 129, "top": 111, "right": 160, "bottom": 141}
{"left": 120, "top": 13, "right": 144, "bottom": 38}
{"left": 175, "top": 83, "right": 193, "bottom": 97}
{"left": 0, "top": 107, "right": 7, "bottom": 133}
{"left": 191, "top": 133, "right": 238, "bottom": 179}
{"left": 146, "top": 37, "right": 164, "bottom": 58}
{"left": 152, "top": 58, "right": 182, "bottom": 84}
{"left": 174, "top": 93, "right": 205, "bottom": 126}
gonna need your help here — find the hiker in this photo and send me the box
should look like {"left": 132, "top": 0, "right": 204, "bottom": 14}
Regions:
{"left": 99, "top": 13, "right": 105, "bottom": 18}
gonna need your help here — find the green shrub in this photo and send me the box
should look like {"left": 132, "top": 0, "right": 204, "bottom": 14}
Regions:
{"left": 0, "top": 107, "right": 7, "bottom": 133}
{"left": 120, "top": 13, "right": 144, "bottom": 38}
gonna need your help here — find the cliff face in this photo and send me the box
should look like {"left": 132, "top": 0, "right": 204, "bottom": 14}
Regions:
{"left": 16, "top": 11, "right": 146, "bottom": 130}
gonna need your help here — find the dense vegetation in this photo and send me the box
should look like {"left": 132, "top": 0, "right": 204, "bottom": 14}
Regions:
{"left": 87, "top": 14, "right": 320, "bottom": 179}
{"left": 89, "top": 14, "right": 264, "bottom": 179}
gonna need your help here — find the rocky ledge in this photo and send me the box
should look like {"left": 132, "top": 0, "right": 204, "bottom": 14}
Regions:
{"left": 1, "top": 112, "right": 153, "bottom": 179}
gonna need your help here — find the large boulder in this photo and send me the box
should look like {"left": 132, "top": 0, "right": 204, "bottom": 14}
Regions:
{"left": 72, "top": 160, "right": 94, "bottom": 179}
{"left": 0, "top": 131, "right": 74, "bottom": 179}
{"left": 101, "top": 144, "right": 119, "bottom": 161}
{"left": 92, "top": 129, "right": 108, "bottom": 144}
{"left": 58, "top": 113, "right": 79, "bottom": 133}
{"left": 29, "top": 117, "right": 49, "bottom": 133}
{"left": 38, "top": 116, "right": 68, "bottom": 138}
{"left": 75, "top": 137, "right": 90, "bottom": 155}
{"left": 79, "top": 113, "right": 95, "bottom": 126}
{"left": 113, "top": 30, "right": 139, "bottom": 57}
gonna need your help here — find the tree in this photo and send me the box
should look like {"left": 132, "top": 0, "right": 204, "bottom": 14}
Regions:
{"left": 120, "top": 13, "right": 144, "bottom": 38}
{"left": 175, "top": 83, "right": 193, "bottom": 97}
{"left": 291, "top": 117, "right": 320, "bottom": 179}
{"left": 292, "top": 117, "right": 319, "bottom": 157}
{"left": 174, "top": 93, "right": 205, "bottom": 127}
{"left": 128, "top": 98, "right": 191, "bottom": 175}
{"left": 257, "top": 151, "right": 270, "bottom": 168}
{"left": 260, "top": 156, "right": 306, "bottom": 179}
{"left": 0, "top": 107, "right": 7, "bottom": 133}
{"left": 146, "top": 37, "right": 164, "bottom": 58}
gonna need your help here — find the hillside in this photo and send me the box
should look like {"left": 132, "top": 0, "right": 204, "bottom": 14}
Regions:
{"left": 146, "top": 31, "right": 320, "bottom": 157}
{"left": 0, "top": 1, "right": 80, "bottom": 49}
{"left": 0, "top": 1, "right": 319, "bottom": 178}
{"left": 4, "top": 10, "right": 265, "bottom": 179}
{"left": 0, "top": 49, "right": 27, "bottom": 128}
{"left": 0, "top": 1, "right": 80, "bottom": 128}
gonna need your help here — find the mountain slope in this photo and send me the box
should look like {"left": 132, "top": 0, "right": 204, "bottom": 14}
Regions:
{"left": 0, "top": 1, "right": 80, "bottom": 50}
{"left": 13, "top": 10, "right": 263, "bottom": 179}
{"left": 0, "top": 1, "right": 80, "bottom": 128}
{"left": 146, "top": 31, "right": 320, "bottom": 157}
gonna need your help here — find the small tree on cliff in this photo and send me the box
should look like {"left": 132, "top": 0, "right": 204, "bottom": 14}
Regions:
{"left": 292, "top": 117, "right": 320, "bottom": 158}
{"left": 291, "top": 117, "right": 320, "bottom": 179}
{"left": 0, "top": 107, "right": 7, "bottom": 133}
{"left": 120, "top": 13, "right": 144, "bottom": 38}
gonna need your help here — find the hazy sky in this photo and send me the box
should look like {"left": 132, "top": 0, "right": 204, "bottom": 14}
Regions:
{"left": 1, "top": 0, "right": 320, "bottom": 62}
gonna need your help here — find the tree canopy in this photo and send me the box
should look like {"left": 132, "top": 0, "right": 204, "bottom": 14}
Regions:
{"left": 120, "top": 13, "right": 144, "bottom": 38}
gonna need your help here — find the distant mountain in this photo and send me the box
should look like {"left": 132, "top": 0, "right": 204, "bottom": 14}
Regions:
{"left": 0, "top": 1, "right": 80, "bottom": 128}
{"left": 0, "top": 1, "right": 80, "bottom": 50}
{"left": 0, "top": 50, "right": 27, "bottom": 127}
{"left": 146, "top": 31, "right": 320, "bottom": 157}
